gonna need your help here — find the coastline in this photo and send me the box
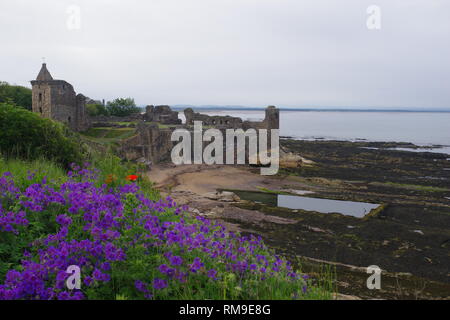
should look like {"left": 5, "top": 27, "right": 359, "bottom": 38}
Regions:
{"left": 150, "top": 139, "right": 450, "bottom": 299}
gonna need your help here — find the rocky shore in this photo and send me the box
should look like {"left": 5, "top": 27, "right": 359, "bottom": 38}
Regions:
{"left": 149, "top": 140, "right": 450, "bottom": 300}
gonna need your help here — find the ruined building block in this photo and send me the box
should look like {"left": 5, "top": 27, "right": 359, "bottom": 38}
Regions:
{"left": 145, "top": 105, "right": 181, "bottom": 125}
{"left": 30, "top": 63, "right": 90, "bottom": 132}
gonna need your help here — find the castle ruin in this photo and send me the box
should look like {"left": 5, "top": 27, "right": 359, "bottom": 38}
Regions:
{"left": 184, "top": 106, "right": 279, "bottom": 130}
{"left": 29, "top": 63, "right": 280, "bottom": 166}
{"left": 31, "top": 63, "right": 90, "bottom": 132}
{"left": 121, "top": 106, "right": 280, "bottom": 165}
{"left": 144, "top": 105, "right": 182, "bottom": 125}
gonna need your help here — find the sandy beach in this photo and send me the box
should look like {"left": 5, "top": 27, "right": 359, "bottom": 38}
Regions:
{"left": 150, "top": 164, "right": 294, "bottom": 194}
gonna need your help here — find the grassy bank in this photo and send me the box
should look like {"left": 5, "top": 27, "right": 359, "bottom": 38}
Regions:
{"left": 0, "top": 105, "right": 332, "bottom": 300}
{"left": 0, "top": 157, "right": 331, "bottom": 300}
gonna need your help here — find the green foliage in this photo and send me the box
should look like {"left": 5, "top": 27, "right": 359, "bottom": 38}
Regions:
{"left": 80, "top": 127, "right": 137, "bottom": 150}
{"left": 86, "top": 103, "right": 109, "bottom": 117}
{"left": 0, "top": 81, "right": 32, "bottom": 110}
{"left": 89, "top": 151, "right": 158, "bottom": 199}
{"left": 91, "top": 193, "right": 331, "bottom": 300}
{"left": 370, "top": 181, "right": 450, "bottom": 193}
{"left": 106, "top": 98, "right": 141, "bottom": 117}
{"left": 83, "top": 127, "right": 136, "bottom": 140}
{"left": 0, "top": 157, "right": 67, "bottom": 190}
{"left": 0, "top": 158, "right": 66, "bottom": 279}
{"left": 0, "top": 103, "right": 82, "bottom": 167}
{"left": 0, "top": 158, "right": 332, "bottom": 300}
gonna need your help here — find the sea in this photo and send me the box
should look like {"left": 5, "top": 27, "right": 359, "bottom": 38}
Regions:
{"left": 178, "top": 110, "right": 450, "bottom": 155}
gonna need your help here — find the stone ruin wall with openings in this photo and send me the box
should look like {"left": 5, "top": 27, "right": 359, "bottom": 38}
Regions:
{"left": 120, "top": 106, "right": 280, "bottom": 165}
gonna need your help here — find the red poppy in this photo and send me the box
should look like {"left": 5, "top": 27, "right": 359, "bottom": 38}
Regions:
{"left": 126, "top": 174, "right": 138, "bottom": 182}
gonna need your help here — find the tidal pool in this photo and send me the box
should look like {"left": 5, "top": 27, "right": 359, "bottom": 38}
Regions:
{"left": 234, "top": 191, "right": 380, "bottom": 218}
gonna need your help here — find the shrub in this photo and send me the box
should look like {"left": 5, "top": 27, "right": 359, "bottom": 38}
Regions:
{"left": 0, "top": 103, "right": 82, "bottom": 167}
{"left": 0, "top": 164, "right": 326, "bottom": 300}
{"left": 0, "top": 157, "right": 67, "bottom": 190}
{"left": 0, "top": 82, "right": 32, "bottom": 111}
{"left": 106, "top": 98, "right": 141, "bottom": 117}
{"left": 86, "top": 103, "right": 109, "bottom": 117}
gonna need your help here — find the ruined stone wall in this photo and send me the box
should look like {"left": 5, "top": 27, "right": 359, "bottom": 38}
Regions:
{"left": 120, "top": 123, "right": 176, "bottom": 164}
{"left": 75, "top": 94, "right": 91, "bottom": 131}
{"left": 242, "top": 106, "right": 279, "bottom": 131}
{"left": 31, "top": 79, "right": 90, "bottom": 132}
{"left": 184, "top": 108, "right": 243, "bottom": 128}
{"left": 31, "top": 83, "right": 53, "bottom": 119}
{"left": 184, "top": 106, "right": 279, "bottom": 131}
{"left": 144, "top": 105, "right": 181, "bottom": 125}
{"left": 120, "top": 106, "right": 280, "bottom": 165}
{"left": 90, "top": 113, "right": 143, "bottom": 123}
{"left": 49, "top": 81, "right": 77, "bottom": 127}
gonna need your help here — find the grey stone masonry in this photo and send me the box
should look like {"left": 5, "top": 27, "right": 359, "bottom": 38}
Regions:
{"left": 31, "top": 63, "right": 90, "bottom": 132}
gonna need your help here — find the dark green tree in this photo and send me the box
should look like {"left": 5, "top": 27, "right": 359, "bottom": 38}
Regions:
{"left": 87, "top": 103, "right": 109, "bottom": 117}
{"left": 0, "top": 81, "right": 32, "bottom": 110}
{"left": 106, "top": 98, "right": 141, "bottom": 117}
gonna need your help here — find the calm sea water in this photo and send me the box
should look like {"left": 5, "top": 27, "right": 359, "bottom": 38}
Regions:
{"left": 180, "top": 110, "right": 450, "bottom": 153}
{"left": 233, "top": 190, "right": 380, "bottom": 217}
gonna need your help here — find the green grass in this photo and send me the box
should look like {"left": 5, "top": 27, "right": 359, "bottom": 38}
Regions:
{"left": 256, "top": 186, "right": 293, "bottom": 195}
{"left": 0, "top": 148, "right": 159, "bottom": 201}
{"left": 290, "top": 257, "right": 336, "bottom": 300}
{"left": 371, "top": 182, "right": 450, "bottom": 193}
{"left": 88, "top": 151, "right": 159, "bottom": 200}
{"left": 113, "top": 122, "right": 136, "bottom": 126}
{"left": 81, "top": 127, "right": 137, "bottom": 146}
{"left": 146, "top": 122, "right": 179, "bottom": 129}
{"left": 82, "top": 127, "right": 136, "bottom": 139}
{"left": 0, "top": 156, "right": 333, "bottom": 300}
{"left": 0, "top": 157, "right": 67, "bottom": 189}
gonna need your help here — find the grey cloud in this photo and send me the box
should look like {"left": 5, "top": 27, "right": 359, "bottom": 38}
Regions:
{"left": 1, "top": 0, "right": 449, "bottom": 108}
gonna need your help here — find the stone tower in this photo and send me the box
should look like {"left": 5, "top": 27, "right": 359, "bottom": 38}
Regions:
{"left": 30, "top": 63, "right": 90, "bottom": 132}
{"left": 264, "top": 106, "right": 280, "bottom": 130}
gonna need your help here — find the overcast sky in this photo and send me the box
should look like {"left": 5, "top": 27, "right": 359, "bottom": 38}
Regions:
{"left": 1, "top": 0, "right": 449, "bottom": 108}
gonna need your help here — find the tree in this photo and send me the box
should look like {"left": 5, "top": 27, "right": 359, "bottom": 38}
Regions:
{"left": 87, "top": 103, "right": 109, "bottom": 117}
{"left": 106, "top": 98, "right": 141, "bottom": 117}
{"left": 0, "top": 81, "right": 32, "bottom": 110}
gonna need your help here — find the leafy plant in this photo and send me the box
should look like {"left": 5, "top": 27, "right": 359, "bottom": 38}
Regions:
{"left": 0, "top": 103, "right": 82, "bottom": 167}
{"left": 106, "top": 98, "right": 141, "bottom": 117}
{"left": 86, "top": 103, "right": 109, "bottom": 117}
{"left": 0, "top": 163, "right": 329, "bottom": 300}
{"left": 0, "top": 82, "right": 32, "bottom": 110}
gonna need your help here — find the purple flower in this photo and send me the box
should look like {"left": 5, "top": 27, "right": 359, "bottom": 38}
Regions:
{"left": 0, "top": 162, "right": 304, "bottom": 301}
{"left": 169, "top": 255, "right": 183, "bottom": 266}
{"left": 56, "top": 214, "right": 72, "bottom": 226}
{"left": 135, "top": 280, "right": 148, "bottom": 293}
{"left": 93, "top": 269, "right": 110, "bottom": 282}
{"left": 153, "top": 278, "right": 168, "bottom": 290}
{"left": 189, "top": 257, "right": 204, "bottom": 273}
{"left": 207, "top": 269, "right": 218, "bottom": 280}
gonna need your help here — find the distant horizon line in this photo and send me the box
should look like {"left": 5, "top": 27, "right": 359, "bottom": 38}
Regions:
{"left": 168, "top": 105, "right": 450, "bottom": 113}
